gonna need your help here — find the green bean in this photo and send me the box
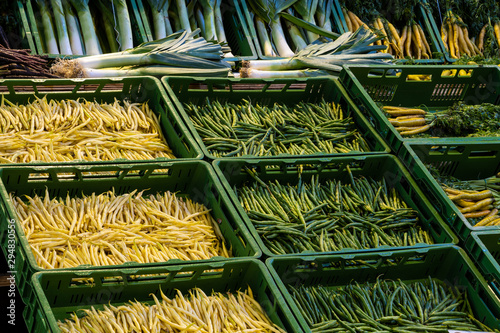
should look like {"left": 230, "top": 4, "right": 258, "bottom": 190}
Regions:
{"left": 289, "top": 278, "right": 499, "bottom": 332}
{"left": 236, "top": 168, "right": 433, "bottom": 255}
{"left": 185, "top": 99, "right": 371, "bottom": 157}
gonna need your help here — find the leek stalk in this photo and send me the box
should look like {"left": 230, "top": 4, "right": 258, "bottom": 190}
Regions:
{"left": 169, "top": 10, "right": 183, "bottom": 32}
{"left": 83, "top": 66, "right": 229, "bottom": 77}
{"left": 316, "top": 0, "right": 332, "bottom": 31}
{"left": 255, "top": 16, "right": 277, "bottom": 56}
{"left": 285, "top": 8, "right": 308, "bottom": 51}
{"left": 214, "top": 0, "right": 226, "bottom": 42}
{"left": 50, "top": 0, "right": 72, "bottom": 54}
{"left": 175, "top": 0, "right": 192, "bottom": 32}
{"left": 147, "top": 0, "right": 169, "bottom": 39}
{"left": 293, "top": 0, "right": 319, "bottom": 43}
{"left": 97, "top": 0, "right": 119, "bottom": 53}
{"left": 247, "top": 0, "right": 299, "bottom": 57}
{"left": 240, "top": 68, "right": 328, "bottom": 77}
{"left": 195, "top": 6, "right": 207, "bottom": 39}
{"left": 162, "top": 7, "right": 174, "bottom": 35}
{"left": 187, "top": 0, "right": 198, "bottom": 32}
{"left": 198, "top": 0, "right": 217, "bottom": 41}
{"left": 69, "top": 0, "right": 101, "bottom": 55}
{"left": 36, "top": 0, "right": 59, "bottom": 54}
{"left": 110, "top": 0, "right": 133, "bottom": 50}
{"left": 62, "top": 1, "right": 84, "bottom": 55}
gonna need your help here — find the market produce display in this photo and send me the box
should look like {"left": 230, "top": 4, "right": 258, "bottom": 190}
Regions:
{"left": 0, "top": 97, "right": 174, "bottom": 163}
{"left": 289, "top": 277, "right": 499, "bottom": 332}
{"left": 12, "top": 188, "right": 229, "bottom": 269}
{"left": 184, "top": 99, "right": 369, "bottom": 157}
{"left": 4, "top": 1, "right": 500, "bottom": 333}
{"left": 56, "top": 287, "right": 285, "bottom": 333}
{"left": 338, "top": 0, "right": 437, "bottom": 60}
{"left": 236, "top": 168, "right": 432, "bottom": 255}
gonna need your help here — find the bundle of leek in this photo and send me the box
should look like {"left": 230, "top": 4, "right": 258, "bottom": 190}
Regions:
{"left": 240, "top": 27, "right": 394, "bottom": 78}
{"left": 246, "top": 0, "right": 340, "bottom": 56}
{"left": 50, "top": 29, "right": 231, "bottom": 78}
{"left": 144, "top": 0, "right": 232, "bottom": 57}
{"left": 34, "top": 0, "right": 134, "bottom": 55}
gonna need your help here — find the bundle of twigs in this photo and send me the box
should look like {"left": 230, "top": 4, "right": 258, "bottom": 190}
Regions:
{"left": 0, "top": 46, "right": 59, "bottom": 78}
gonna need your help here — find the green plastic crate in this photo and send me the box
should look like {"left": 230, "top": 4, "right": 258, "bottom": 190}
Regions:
{"left": 467, "top": 231, "right": 500, "bottom": 298}
{"left": 25, "top": 259, "right": 300, "bottom": 333}
{"left": 162, "top": 77, "right": 391, "bottom": 160}
{"left": 0, "top": 161, "right": 260, "bottom": 309}
{"left": 333, "top": 0, "right": 445, "bottom": 63}
{"left": 0, "top": 77, "right": 202, "bottom": 165}
{"left": 137, "top": 0, "right": 257, "bottom": 61}
{"left": 340, "top": 64, "right": 500, "bottom": 154}
{"left": 16, "top": 0, "right": 148, "bottom": 57}
{"left": 266, "top": 246, "right": 500, "bottom": 333}
{"left": 400, "top": 141, "right": 500, "bottom": 245}
{"left": 213, "top": 154, "right": 458, "bottom": 258}
{"left": 240, "top": 0, "right": 344, "bottom": 60}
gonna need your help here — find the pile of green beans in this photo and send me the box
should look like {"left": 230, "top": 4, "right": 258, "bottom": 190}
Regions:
{"left": 289, "top": 277, "right": 498, "bottom": 332}
{"left": 236, "top": 172, "right": 433, "bottom": 255}
{"left": 184, "top": 98, "right": 370, "bottom": 157}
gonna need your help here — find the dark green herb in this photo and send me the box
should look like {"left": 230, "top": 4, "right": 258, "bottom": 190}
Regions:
{"left": 430, "top": 102, "right": 500, "bottom": 137}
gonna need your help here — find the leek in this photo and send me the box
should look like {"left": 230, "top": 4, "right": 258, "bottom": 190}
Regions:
{"left": 163, "top": 6, "right": 174, "bottom": 35}
{"left": 198, "top": 0, "right": 217, "bottom": 41}
{"left": 255, "top": 16, "right": 277, "bottom": 56}
{"left": 96, "top": 0, "right": 119, "bottom": 53}
{"left": 247, "top": 0, "right": 299, "bottom": 57}
{"left": 195, "top": 6, "right": 207, "bottom": 39}
{"left": 69, "top": 0, "right": 101, "bottom": 55}
{"left": 293, "top": 0, "right": 319, "bottom": 43}
{"left": 187, "top": 0, "right": 198, "bottom": 32}
{"left": 240, "top": 68, "right": 328, "bottom": 78}
{"left": 175, "top": 0, "right": 192, "bottom": 32}
{"left": 214, "top": 0, "right": 226, "bottom": 42}
{"left": 36, "top": 0, "right": 59, "bottom": 54}
{"left": 285, "top": 8, "right": 308, "bottom": 52}
{"left": 50, "top": 29, "right": 231, "bottom": 78}
{"left": 240, "top": 27, "right": 393, "bottom": 77}
{"left": 50, "top": 0, "right": 72, "bottom": 54}
{"left": 147, "top": 0, "right": 171, "bottom": 39}
{"left": 169, "top": 10, "right": 183, "bottom": 32}
{"left": 62, "top": 1, "right": 84, "bottom": 55}
{"left": 316, "top": 0, "right": 332, "bottom": 32}
{"left": 110, "top": 0, "right": 133, "bottom": 50}
{"left": 83, "top": 66, "right": 229, "bottom": 77}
